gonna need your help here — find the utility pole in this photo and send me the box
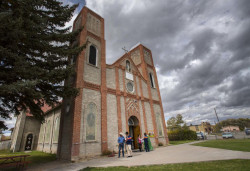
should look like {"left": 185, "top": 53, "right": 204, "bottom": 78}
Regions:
{"left": 214, "top": 108, "right": 220, "bottom": 122}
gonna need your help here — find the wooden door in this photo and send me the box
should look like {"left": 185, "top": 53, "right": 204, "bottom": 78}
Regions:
{"left": 133, "top": 125, "right": 140, "bottom": 149}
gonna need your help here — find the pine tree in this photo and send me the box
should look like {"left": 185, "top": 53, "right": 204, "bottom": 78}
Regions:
{"left": 0, "top": 0, "right": 84, "bottom": 122}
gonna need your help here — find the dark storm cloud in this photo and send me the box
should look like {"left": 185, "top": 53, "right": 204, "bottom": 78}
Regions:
{"left": 71, "top": 0, "right": 250, "bottom": 125}
{"left": 221, "top": 73, "right": 250, "bottom": 107}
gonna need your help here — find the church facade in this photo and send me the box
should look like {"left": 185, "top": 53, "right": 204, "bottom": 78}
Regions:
{"left": 57, "top": 7, "right": 169, "bottom": 161}
{"left": 11, "top": 7, "right": 169, "bottom": 161}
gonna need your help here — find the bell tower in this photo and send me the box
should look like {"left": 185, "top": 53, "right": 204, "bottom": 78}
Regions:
{"left": 57, "top": 7, "right": 107, "bottom": 161}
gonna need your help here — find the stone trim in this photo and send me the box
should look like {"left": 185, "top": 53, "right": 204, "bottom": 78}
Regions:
{"left": 107, "top": 88, "right": 116, "bottom": 95}
{"left": 84, "top": 81, "right": 101, "bottom": 91}
{"left": 87, "top": 31, "right": 101, "bottom": 42}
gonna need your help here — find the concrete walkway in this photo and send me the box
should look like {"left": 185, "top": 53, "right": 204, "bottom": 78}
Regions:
{"left": 28, "top": 141, "right": 250, "bottom": 171}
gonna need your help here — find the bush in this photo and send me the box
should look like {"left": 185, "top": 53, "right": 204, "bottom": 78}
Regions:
{"left": 158, "top": 142, "right": 163, "bottom": 146}
{"left": 101, "top": 149, "right": 112, "bottom": 156}
{"left": 168, "top": 129, "right": 197, "bottom": 141}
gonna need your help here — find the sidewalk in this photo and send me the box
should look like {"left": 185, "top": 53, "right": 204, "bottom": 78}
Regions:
{"left": 27, "top": 141, "right": 250, "bottom": 171}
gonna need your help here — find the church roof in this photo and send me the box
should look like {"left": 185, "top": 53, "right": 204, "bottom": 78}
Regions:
{"left": 26, "top": 102, "right": 61, "bottom": 117}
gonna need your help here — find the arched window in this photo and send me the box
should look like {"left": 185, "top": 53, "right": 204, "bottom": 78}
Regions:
{"left": 89, "top": 45, "right": 97, "bottom": 66}
{"left": 149, "top": 73, "right": 155, "bottom": 88}
{"left": 86, "top": 103, "right": 97, "bottom": 141}
{"left": 53, "top": 117, "right": 60, "bottom": 142}
{"left": 126, "top": 60, "right": 131, "bottom": 72}
{"left": 45, "top": 120, "right": 51, "bottom": 143}
{"left": 25, "top": 134, "right": 33, "bottom": 151}
{"left": 38, "top": 124, "right": 45, "bottom": 143}
{"left": 156, "top": 113, "right": 164, "bottom": 137}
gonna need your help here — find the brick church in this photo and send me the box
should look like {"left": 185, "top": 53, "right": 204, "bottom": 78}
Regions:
{"left": 10, "top": 7, "right": 169, "bottom": 161}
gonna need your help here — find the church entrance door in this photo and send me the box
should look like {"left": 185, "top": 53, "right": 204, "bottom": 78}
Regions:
{"left": 25, "top": 134, "right": 33, "bottom": 151}
{"left": 128, "top": 116, "right": 140, "bottom": 149}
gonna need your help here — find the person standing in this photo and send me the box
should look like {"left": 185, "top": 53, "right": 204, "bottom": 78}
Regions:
{"left": 144, "top": 133, "right": 150, "bottom": 152}
{"left": 148, "top": 133, "right": 154, "bottom": 151}
{"left": 117, "top": 133, "right": 125, "bottom": 158}
{"left": 138, "top": 135, "right": 142, "bottom": 152}
{"left": 125, "top": 132, "right": 133, "bottom": 157}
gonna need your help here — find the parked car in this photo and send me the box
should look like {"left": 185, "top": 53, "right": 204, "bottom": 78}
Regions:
{"left": 245, "top": 128, "right": 250, "bottom": 135}
{"left": 222, "top": 132, "right": 234, "bottom": 139}
{"left": 197, "top": 132, "right": 206, "bottom": 140}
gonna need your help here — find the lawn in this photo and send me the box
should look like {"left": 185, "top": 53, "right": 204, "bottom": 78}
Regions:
{"left": 192, "top": 139, "right": 250, "bottom": 152}
{"left": 81, "top": 159, "right": 250, "bottom": 171}
{"left": 0, "top": 150, "right": 56, "bottom": 166}
{"left": 169, "top": 140, "right": 197, "bottom": 145}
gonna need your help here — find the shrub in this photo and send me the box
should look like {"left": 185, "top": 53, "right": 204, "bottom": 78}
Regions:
{"left": 101, "top": 149, "right": 112, "bottom": 156}
{"left": 168, "top": 129, "right": 197, "bottom": 141}
{"left": 158, "top": 142, "right": 163, "bottom": 146}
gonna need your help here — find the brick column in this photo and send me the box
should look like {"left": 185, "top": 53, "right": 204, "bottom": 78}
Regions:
{"left": 151, "top": 52, "right": 169, "bottom": 144}
{"left": 70, "top": 8, "right": 88, "bottom": 159}
{"left": 139, "top": 77, "right": 148, "bottom": 133}
{"left": 100, "top": 18, "right": 108, "bottom": 152}
{"left": 115, "top": 66, "right": 122, "bottom": 133}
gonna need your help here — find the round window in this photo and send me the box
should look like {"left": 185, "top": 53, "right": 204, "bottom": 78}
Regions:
{"left": 127, "top": 82, "right": 134, "bottom": 93}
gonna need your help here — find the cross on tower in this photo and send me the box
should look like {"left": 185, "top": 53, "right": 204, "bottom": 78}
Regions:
{"left": 122, "top": 46, "right": 129, "bottom": 54}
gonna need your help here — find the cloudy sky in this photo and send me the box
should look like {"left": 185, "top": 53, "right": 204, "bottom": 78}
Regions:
{"left": 81, "top": 0, "right": 250, "bottom": 125}
{"left": 4, "top": 0, "right": 250, "bottom": 132}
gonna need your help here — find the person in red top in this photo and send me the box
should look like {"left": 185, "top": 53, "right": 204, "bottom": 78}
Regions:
{"left": 138, "top": 135, "right": 142, "bottom": 152}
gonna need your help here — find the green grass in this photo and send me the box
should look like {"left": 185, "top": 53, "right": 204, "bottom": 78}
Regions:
{"left": 81, "top": 159, "right": 250, "bottom": 171}
{"left": 169, "top": 140, "right": 197, "bottom": 145}
{"left": 193, "top": 139, "right": 250, "bottom": 152}
{"left": 0, "top": 150, "right": 56, "bottom": 166}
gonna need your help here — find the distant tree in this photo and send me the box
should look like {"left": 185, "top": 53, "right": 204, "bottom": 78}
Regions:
{"left": 182, "top": 123, "right": 189, "bottom": 130}
{"left": 167, "top": 117, "right": 177, "bottom": 129}
{"left": 167, "top": 114, "right": 185, "bottom": 130}
{"left": 214, "top": 118, "right": 250, "bottom": 132}
{"left": 0, "top": 0, "right": 85, "bottom": 123}
{"left": 176, "top": 114, "right": 184, "bottom": 125}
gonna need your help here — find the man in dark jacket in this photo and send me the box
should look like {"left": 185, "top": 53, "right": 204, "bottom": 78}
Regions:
{"left": 126, "top": 132, "right": 133, "bottom": 157}
{"left": 144, "top": 133, "right": 150, "bottom": 152}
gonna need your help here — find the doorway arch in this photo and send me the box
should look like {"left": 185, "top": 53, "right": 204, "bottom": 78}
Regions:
{"left": 25, "top": 133, "right": 33, "bottom": 151}
{"left": 128, "top": 116, "right": 140, "bottom": 149}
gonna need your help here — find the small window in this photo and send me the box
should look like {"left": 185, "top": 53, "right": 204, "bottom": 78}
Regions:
{"left": 149, "top": 73, "right": 155, "bottom": 88}
{"left": 126, "top": 60, "right": 131, "bottom": 72}
{"left": 89, "top": 45, "right": 97, "bottom": 66}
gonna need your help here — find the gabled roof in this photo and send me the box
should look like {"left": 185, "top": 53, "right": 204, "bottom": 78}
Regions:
{"left": 106, "top": 43, "right": 148, "bottom": 81}
{"left": 26, "top": 102, "right": 61, "bottom": 117}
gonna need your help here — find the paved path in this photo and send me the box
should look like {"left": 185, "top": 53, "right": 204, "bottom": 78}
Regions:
{"left": 28, "top": 141, "right": 250, "bottom": 171}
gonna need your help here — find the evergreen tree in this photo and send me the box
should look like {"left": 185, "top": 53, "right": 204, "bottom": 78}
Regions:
{"left": 0, "top": 121, "right": 7, "bottom": 131}
{"left": 0, "top": 0, "right": 84, "bottom": 122}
